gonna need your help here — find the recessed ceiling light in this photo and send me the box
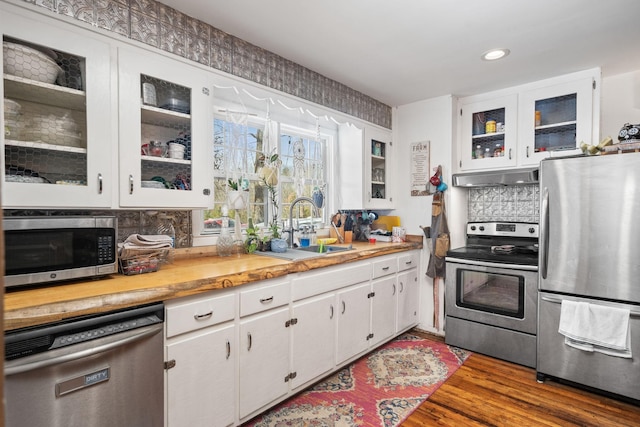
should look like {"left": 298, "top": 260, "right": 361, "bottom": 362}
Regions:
{"left": 482, "top": 48, "right": 510, "bottom": 61}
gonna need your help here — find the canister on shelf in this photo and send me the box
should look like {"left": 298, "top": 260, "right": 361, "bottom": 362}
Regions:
{"left": 535, "top": 111, "right": 541, "bottom": 126}
{"left": 485, "top": 120, "right": 496, "bottom": 133}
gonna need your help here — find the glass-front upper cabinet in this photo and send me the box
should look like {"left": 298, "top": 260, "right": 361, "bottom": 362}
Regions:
{"left": 1, "top": 10, "right": 113, "bottom": 208}
{"left": 366, "top": 127, "right": 393, "bottom": 209}
{"left": 459, "top": 94, "right": 517, "bottom": 171}
{"left": 518, "top": 77, "right": 596, "bottom": 166}
{"left": 118, "top": 48, "right": 213, "bottom": 208}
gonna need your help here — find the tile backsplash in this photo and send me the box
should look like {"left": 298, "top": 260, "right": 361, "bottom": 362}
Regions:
{"left": 467, "top": 185, "right": 539, "bottom": 223}
{"left": 21, "top": 0, "right": 392, "bottom": 129}
{"left": 3, "top": 210, "right": 192, "bottom": 248}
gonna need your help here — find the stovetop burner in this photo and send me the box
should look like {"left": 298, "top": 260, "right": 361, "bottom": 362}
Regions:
{"left": 446, "top": 222, "right": 539, "bottom": 267}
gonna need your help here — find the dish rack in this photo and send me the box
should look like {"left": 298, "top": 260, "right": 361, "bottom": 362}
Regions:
{"left": 118, "top": 248, "right": 173, "bottom": 275}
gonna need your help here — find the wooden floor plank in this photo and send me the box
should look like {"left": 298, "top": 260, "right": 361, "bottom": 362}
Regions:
{"left": 402, "top": 334, "right": 640, "bottom": 426}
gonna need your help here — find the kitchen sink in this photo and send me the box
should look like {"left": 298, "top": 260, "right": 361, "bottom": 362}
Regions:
{"left": 253, "top": 244, "right": 353, "bottom": 261}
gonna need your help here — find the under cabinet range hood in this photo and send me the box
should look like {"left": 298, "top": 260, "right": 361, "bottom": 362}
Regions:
{"left": 452, "top": 168, "right": 539, "bottom": 187}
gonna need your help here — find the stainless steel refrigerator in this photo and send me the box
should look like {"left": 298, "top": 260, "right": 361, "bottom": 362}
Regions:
{"left": 537, "top": 152, "right": 640, "bottom": 401}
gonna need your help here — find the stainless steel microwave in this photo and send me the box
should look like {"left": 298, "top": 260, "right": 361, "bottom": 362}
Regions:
{"left": 3, "top": 216, "right": 117, "bottom": 288}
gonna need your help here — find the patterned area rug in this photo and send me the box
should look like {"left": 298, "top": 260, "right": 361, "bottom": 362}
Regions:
{"left": 243, "top": 333, "right": 471, "bottom": 427}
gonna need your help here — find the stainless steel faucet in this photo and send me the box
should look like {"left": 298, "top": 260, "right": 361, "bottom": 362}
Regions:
{"left": 288, "top": 196, "right": 319, "bottom": 248}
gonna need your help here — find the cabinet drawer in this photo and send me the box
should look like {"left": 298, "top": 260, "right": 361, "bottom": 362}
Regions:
{"left": 372, "top": 256, "right": 398, "bottom": 279}
{"left": 240, "top": 280, "right": 290, "bottom": 317}
{"left": 398, "top": 252, "right": 419, "bottom": 272}
{"left": 166, "top": 293, "right": 236, "bottom": 338}
{"left": 291, "top": 262, "right": 371, "bottom": 301}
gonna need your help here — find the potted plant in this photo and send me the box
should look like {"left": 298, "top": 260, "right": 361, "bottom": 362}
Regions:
{"left": 228, "top": 177, "right": 248, "bottom": 210}
{"left": 258, "top": 152, "right": 286, "bottom": 252}
{"left": 244, "top": 218, "right": 259, "bottom": 254}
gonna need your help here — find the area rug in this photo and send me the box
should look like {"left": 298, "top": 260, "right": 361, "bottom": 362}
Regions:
{"left": 243, "top": 333, "right": 471, "bottom": 427}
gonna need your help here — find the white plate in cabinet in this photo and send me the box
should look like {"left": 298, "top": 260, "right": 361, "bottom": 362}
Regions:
{"left": 240, "top": 279, "right": 290, "bottom": 317}
{"left": 398, "top": 251, "right": 419, "bottom": 272}
{"left": 165, "top": 293, "right": 235, "bottom": 338}
{"left": 372, "top": 256, "right": 398, "bottom": 279}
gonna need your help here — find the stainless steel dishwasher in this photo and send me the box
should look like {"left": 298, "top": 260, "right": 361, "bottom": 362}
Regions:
{"left": 5, "top": 302, "right": 165, "bottom": 427}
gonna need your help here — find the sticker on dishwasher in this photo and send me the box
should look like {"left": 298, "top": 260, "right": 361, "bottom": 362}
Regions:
{"left": 56, "top": 367, "right": 111, "bottom": 397}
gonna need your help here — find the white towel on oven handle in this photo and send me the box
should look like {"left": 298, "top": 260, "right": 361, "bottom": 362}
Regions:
{"left": 558, "top": 300, "right": 632, "bottom": 358}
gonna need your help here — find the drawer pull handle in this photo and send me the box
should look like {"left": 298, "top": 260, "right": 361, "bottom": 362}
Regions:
{"left": 382, "top": 266, "right": 390, "bottom": 271}
{"left": 541, "top": 296, "right": 640, "bottom": 317}
{"left": 247, "top": 333, "right": 252, "bottom": 351}
{"left": 260, "top": 296, "right": 274, "bottom": 304}
{"left": 226, "top": 340, "right": 231, "bottom": 360}
{"left": 342, "top": 300, "right": 346, "bottom": 314}
{"left": 194, "top": 311, "right": 213, "bottom": 320}
{"left": 330, "top": 304, "right": 334, "bottom": 319}
{"left": 405, "top": 261, "right": 412, "bottom": 265}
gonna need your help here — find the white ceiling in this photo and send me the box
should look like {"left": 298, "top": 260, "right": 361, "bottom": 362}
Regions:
{"left": 160, "top": 0, "right": 640, "bottom": 107}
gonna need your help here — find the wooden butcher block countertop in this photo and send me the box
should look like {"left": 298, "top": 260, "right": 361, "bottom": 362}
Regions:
{"left": 4, "top": 239, "right": 422, "bottom": 331}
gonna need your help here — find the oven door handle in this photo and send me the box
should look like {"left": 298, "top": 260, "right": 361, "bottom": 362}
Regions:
{"left": 5, "top": 324, "right": 162, "bottom": 376}
{"left": 445, "top": 257, "right": 538, "bottom": 271}
{"left": 540, "top": 187, "right": 550, "bottom": 279}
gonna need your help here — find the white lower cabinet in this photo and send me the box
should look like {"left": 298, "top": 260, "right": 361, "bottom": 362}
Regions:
{"left": 371, "top": 275, "right": 398, "bottom": 347}
{"left": 164, "top": 292, "right": 236, "bottom": 427}
{"left": 336, "top": 281, "right": 372, "bottom": 364}
{"left": 397, "top": 269, "right": 419, "bottom": 332}
{"left": 165, "top": 325, "right": 235, "bottom": 427}
{"left": 291, "top": 293, "right": 336, "bottom": 389}
{"left": 164, "top": 251, "right": 421, "bottom": 426}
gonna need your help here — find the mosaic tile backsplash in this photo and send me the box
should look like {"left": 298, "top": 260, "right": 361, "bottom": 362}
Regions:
{"left": 22, "top": 0, "right": 392, "bottom": 128}
{"left": 467, "top": 185, "right": 539, "bottom": 223}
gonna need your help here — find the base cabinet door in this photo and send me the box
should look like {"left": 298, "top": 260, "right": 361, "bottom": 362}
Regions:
{"left": 336, "top": 282, "right": 371, "bottom": 364}
{"left": 239, "top": 307, "right": 291, "bottom": 420}
{"left": 370, "top": 275, "right": 397, "bottom": 347}
{"left": 291, "top": 293, "right": 336, "bottom": 389}
{"left": 166, "top": 324, "right": 235, "bottom": 427}
{"left": 397, "top": 269, "right": 419, "bottom": 331}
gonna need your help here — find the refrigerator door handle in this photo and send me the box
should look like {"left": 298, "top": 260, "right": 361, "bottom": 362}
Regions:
{"left": 540, "top": 187, "right": 550, "bottom": 279}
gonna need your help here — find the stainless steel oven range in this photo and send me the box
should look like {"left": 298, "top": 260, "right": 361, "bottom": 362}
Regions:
{"left": 445, "top": 222, "right": 539, "bottom": 368}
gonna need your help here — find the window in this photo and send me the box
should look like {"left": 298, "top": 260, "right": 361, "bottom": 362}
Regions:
{"left": 194, "top": 114, "right": 329, "bottom": 245}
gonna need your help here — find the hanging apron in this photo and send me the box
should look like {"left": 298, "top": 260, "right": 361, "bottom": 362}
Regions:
{"left": 425, "top": 192, "right": 449, "bottom": 330}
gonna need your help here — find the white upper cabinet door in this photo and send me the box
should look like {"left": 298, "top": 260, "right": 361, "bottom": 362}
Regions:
{"left": 1, "top": 9, "right": 113, "bottom": 208}
{"left": 338, "top": 123, "right": 393, "bottom": 210}
{"left": 518, "top": 77, "right": 596, "bottom": 166}
{"left": 459, "top": 94, "right": 518, "bottom": 171}
{"left": 117, "top": 47, "right": 213, "bottom": 208}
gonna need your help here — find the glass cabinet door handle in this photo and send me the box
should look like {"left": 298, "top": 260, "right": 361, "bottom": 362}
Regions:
{"left": 526, "top": 146, "right": 530, "bottom": 158}
{"left": 97, "top": 173, "right": 103, "bottom": 194}
{"left": 129, "top": 175, "right": 134, "bottom": 194}
{"left": 508, "top": 148, "right": 512, "bottom": 160}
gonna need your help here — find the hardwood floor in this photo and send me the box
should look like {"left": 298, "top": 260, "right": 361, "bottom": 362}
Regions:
{"left": 403, "top": 332, "right": 640, "bottom": 426}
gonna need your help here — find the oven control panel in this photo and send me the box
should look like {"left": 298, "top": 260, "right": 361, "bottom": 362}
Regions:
{"left": 467, "top": 222, "right": 538, "bottom": 238}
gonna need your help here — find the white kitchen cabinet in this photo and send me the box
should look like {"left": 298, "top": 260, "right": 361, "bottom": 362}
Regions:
{"left": 370, "top": 275, "right": 397, "bottom": 347}
{"left": 397, "top": 268, "right": 419, "bottom": 332}
{"left": 239, "top": 306, "right": 291, "bottom": 420}
{"left": 336, "top": 281, "right": 372, "bottom": 364}
{"left": 458, "top": 95, "right": 518, "bottom": 171}
{"left": 1, "top": 9, "right": 113, "bottom": 208}
{"left": 291, "top": 293, "right": 336, "bottom": 390}
{"left": 165, "top": 325, "right": 235, "bottom": 427}
{"left": 338, "top": 123, "right": 393, "bottom": 210}
{"left": 117, "top": 47, "right": 213, "bottom": 208}
{"left": 517, "top": 75, "right": 597, "bottom": 165}
{"left": 164, "top": 292, "right": 237, "bottom": 427}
